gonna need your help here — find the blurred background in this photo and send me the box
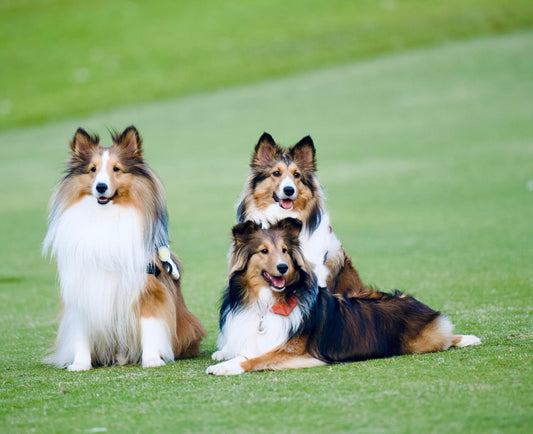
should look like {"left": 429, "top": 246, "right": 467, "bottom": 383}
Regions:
{"left": 1, "top": 0, "right": 531, "bottom": 130}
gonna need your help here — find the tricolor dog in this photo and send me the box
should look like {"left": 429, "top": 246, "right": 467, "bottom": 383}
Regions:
{"left": 207, "top": 218, "right": 480, "bottom": 375}
{"left": 43, "top": 126, "right": 205, "bottom": 370}
{"left": 236, "top": 133, "right": 369, "bottom": 296}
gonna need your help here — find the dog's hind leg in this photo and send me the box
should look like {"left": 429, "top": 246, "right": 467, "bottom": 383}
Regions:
{"left": 407, "top": 315, "right": 481, "bottom": 354}
{"left": 139, "top": 277, "right": 175, "bottom": 367}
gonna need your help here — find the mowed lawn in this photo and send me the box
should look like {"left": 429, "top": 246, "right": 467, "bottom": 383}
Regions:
{"left": 1, "top": 30, "right": 532, "bottom": 432}
{"left": 1, "top": 0, "right": 532, "bottom": 130}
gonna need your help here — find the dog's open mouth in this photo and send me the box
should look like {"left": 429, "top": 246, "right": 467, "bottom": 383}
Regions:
{"left": 97, "top": 193, "right": 117, "bottom": 205}
{"left": 262, "top": 271, "right": 286, "bottom": 291}
{"left": 273, "top": 193, "right": 293, "bottom": 210}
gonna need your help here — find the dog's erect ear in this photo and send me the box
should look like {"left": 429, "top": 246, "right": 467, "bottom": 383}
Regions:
{"left": 251, "top": 132, "right": 283, "bottom": 168}
{"left": 275, "top": 218, "right": 303, "bottom": 242}
{"left": 70, "top": 128, "right": 99, "bottom": 157}
{"left": 288, "top": 136, "right": 316, "bottom": 172}
{"left": 232, "top": 220, "right": 262, "bottom": 246}
{"left": 113, "top": 125, "right": 143, "bottom": 158}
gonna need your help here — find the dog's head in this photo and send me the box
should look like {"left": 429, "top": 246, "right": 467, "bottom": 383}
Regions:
{"left": 229, "top": 218, "right": 309, "bottom": 296}
{"left": 67, "top": 126, "right": 146, "bottom": 206}
{"left": 241, "top": 133, "right": 321, "bottom": 220}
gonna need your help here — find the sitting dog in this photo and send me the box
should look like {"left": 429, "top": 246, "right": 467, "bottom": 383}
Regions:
{"left": 236, "top": 133, "right": 369, "bottom": 296}
{"left": 43, "top": 126, "right": 205, "bottom": 370}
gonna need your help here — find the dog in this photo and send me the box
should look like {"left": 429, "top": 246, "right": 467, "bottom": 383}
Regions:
{"left": 43, "top": 126, "right": 205, "bottom": 370}
{"left": 236, "top": 132, "right": 369, "bottom": 297}
{"left": 206, "top": 218, "right": 480, "bottom": 375}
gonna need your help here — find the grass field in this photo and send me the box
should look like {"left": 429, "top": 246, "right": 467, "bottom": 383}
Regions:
{"left": 0, "top": 28, "right": 532, "bottom": 432}
{"left": 1, "top": 0, "right": 533, "bottom": 130}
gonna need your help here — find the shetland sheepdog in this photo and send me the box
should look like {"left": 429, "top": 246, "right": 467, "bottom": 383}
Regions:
{"left": 236, "top": 133, "right": 368, "bottom": 297}
{"left": 43, "top": 126, "right": 205, "bottom": 371}
{"left": 206, "top": 218, "right": 480, "bottom": 375}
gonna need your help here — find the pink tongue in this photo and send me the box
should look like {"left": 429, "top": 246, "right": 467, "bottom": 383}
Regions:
{"left": 269, "top": 274, "right": 286, "bottom": 289}
{"left": 270, "top": 276, "right": 285, "bottom": 288}
{"left": 280, "top": 199, "right": 293, "bottom": 210}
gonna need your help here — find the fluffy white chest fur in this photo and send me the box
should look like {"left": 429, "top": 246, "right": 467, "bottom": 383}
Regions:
{"left": 44, "top": 196, "right": 149, "bottom": 367}
{"left": 247, "top": 204, "right": 342, "bottom": 287}
{"left": 215, "top": 288, "right": 303, "bottom": 360}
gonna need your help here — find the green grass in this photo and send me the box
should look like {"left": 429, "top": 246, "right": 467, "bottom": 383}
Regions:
{"left": 1, "top": 0, "right": 533, "bottom": 130}
{"left": 1, "top": 30, "right": 532, "bottom": 432}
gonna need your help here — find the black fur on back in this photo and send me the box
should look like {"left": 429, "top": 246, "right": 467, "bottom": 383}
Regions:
{"left": 306, "top": 289, "right": 440, "bottom": 363}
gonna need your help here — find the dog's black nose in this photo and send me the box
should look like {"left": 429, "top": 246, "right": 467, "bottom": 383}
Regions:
{"left": 283, "top": 186, "right": 295, "bottom": 197}
{"left": 277, "top": 263, "right": 289, "bottom": 275}
{"left": 96, "top": 183, "right": 108, "bottom": 194}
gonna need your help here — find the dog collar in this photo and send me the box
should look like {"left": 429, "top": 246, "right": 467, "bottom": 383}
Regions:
{"left": 158, "top": 246, "right": 180, "bottom": 280}
{"left": 271, "top": 294, "right": 297, "bottom": 316}
{"left": 146, "top": 263, "right": 161, "bottom": 277}
{"left": 146, "top": 246, "right": 180, "bottom": 280}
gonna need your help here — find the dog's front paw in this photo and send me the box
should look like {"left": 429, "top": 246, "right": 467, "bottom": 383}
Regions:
{"left": 211, "top": 350, "right": 227, "bottom": 361}
{"left": 67, "top": 362, "right": 91, "bottom": 372}
{"left": 142, "top": 357, "right": 166, "bottom": 368}
{"left": 206, "top": 356, "right": 246, "bottom": 376}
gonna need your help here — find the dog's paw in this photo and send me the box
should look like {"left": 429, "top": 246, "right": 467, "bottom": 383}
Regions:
{"left": 211, "top": 350, "right": 227, "bottom": 361}
{"left": 67, "top": 362, "right": 91, "bottom": 372}
{"left": 142, "top": 357, "right": 166, "bottom": 368}
{"left": 206, "top": 356, "right": 246, "bottom": 376}
{"left": 456, "top": 335, "right": 482, "bottom": 348}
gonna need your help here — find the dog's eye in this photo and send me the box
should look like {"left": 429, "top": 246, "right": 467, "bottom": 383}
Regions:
{"left": 89, "top": 166, "right": 96, "bottom": 173}
{"left": 293, "top": 172, "right": 300, "bottom": 179}
{"left": 282, "top": 248, "right": 287, "bottom": 254}
{"left": 272, "top": 171, "right": 281, "bottom": 177}
{"left": 113, "top": 166, "right": 120, "bottom": 172}
{"left": 260, "top": 249, "right": 268, "bottom": 254}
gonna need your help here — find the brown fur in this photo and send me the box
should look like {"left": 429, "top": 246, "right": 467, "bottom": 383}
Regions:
{"left": 142, "top": 254, "right": 206, "bottom": 358}
{"left": 325, "top": 251, "right": 369, "bottom": 296}
{"left": 209, "top": 219, "right": 480, "bottom": 375}
{"left": 46, "top": 126, "right": 205, "bottom": 368}
{"left": 237, "top": 133, "right": 370, "bottom": 298}
{"left": 240, "top": 336, "right": 326, "bottom": 372}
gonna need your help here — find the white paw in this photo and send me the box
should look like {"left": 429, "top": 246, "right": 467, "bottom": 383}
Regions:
{"left": 211, "top": 350, "right": 227, "bottom": 361}
{"left": 67, "top": 362, "right": 91, "bottom": 372}
{"left": 142, "top": 357, "right": 166, "bottom": 368}
{"left": 456, "top": 335, "right": 482, "bottom": 348}
{"left": 206, "top": 356, "right": 246, "bottom": 376}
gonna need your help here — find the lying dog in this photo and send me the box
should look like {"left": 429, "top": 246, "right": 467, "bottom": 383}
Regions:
{"left": 207, "top": 218, "right": 480, "bottom": 375}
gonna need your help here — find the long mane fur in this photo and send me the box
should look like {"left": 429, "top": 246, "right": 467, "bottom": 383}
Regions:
{"left": 223, "top": 219, "right": 443, "bottom": 365}
{"left": 44, "top": 127, "right": 169, "bottom": 258}
{"left": 236, "top": 133, "right": 325, "bottom": 235}
{"left": 43, "top": 126, "right": 174, "bottom": 367}
{"left": 220, "top": 219, "right": 318, "bottom": 334}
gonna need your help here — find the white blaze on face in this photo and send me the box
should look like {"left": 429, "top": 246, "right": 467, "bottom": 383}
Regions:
{"left": 279, "top": 175, "right": 297, "bottom": 199}
{"left": 92, "top": 150, "right": 112, "bottom": 198}
{"left": 276, "top": 173, "right": 297, "bottom": 210}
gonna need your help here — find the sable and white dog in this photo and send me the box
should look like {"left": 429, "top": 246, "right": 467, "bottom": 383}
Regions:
{"left": 236, "top": 133, "right": 368, "bottom": 297}
{"left": 43, "top": 126, "right": 205, "bottom": 370}
{"left": 207, "top": 219, "right": 480, "bottom": 375}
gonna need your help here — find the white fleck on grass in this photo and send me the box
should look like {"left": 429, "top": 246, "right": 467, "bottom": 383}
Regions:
{"left": 74, "top": 68, "right": 90, "bottom": 83}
